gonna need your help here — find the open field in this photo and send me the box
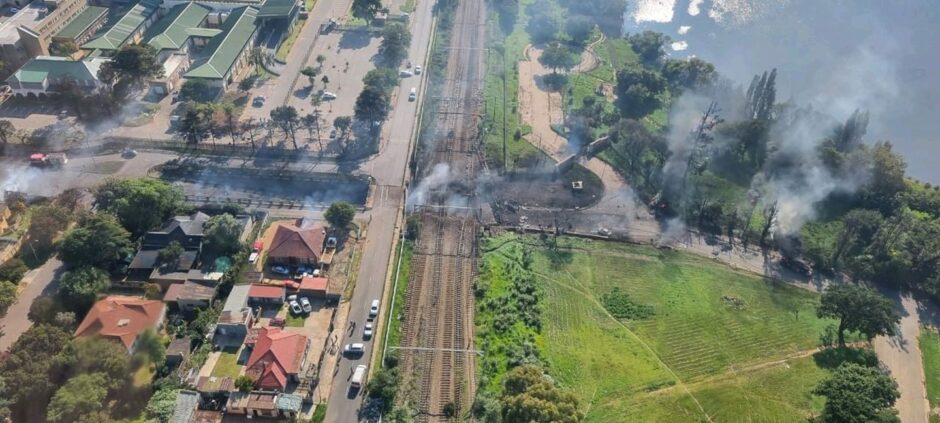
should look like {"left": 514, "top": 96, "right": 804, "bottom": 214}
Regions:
{"left": 477, "top": 233, "right": 842, "bottom": 421}
{"left": 920, "top": 327, "right": 940, "bottom": 419}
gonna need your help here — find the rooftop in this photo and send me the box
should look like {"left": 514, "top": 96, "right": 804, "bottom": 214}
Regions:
{"left": 130, "top": 249, "right": 199, "bottom": 271}
{"left": 145, "top": 2, "right": 213, "bottom": 51}
{"left": 54, "top": 6, "right": 108, "bottom": 40}
{"left": 258, "top": 0, "right": 298, "bottom": 18}
{"left": 0, "top": 2, "right": 48, "bottom": 44}
{"left": 5, "top": 55, "right": 107, "bottom": 86}
{"left": 82, "top": 0, "right": 161, "bottom": 51}
{"left": 276, "top": 393, "right": 303, "bottom": 412}
{"left": 166, "top": 336, "right": 192, "bottom": 358}
{"left": 267, "top": 220, "right": 326, "bottom": 261}
{"left": 195, "top": 375, "right": 233, "bottom": 393}
{"left": 245, "top": 327, "right": 308, "bottom": 390}
{"left": 184, "top": 6, "right": 257, "bottom": 80}
{"left": 221, "top": 284, "right": 251, "bottom": 314}
{"left": 227, "top": 391, "right": 277, "bottom": 410}
{"left": 163, "top": 279, "right": 216, "bottom": 302}
{"left": 248, "top": 284, "right": 285, "bottom": 299}
{"left": 300, "top": 276, "right": 328, "bottom": 292}
{"left": 170, "top": 390, "right": 199, "bottom": 423}
{"left": 74, "top": 296, "right": 165, "bottom": 350}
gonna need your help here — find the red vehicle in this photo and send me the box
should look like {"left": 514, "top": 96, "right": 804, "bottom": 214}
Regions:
{"left": 253, "top": 240, "right": 263, "bottom": 252}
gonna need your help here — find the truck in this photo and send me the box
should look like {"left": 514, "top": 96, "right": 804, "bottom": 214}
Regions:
{"left": 29, "top": 153, "right": 68, "bottom": 168}
{"left": 351, "top": 364, "right": 367, "bottom": 389}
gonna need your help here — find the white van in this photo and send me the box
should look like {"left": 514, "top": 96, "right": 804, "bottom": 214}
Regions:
{"left": 344, "top": 343, "right": 365, "bottom": 355}
{"left": 351, "top": 364, "right": 367, "bottom": 388}
{"left": 408, "top": 87, "right": 417, "bottom": 101}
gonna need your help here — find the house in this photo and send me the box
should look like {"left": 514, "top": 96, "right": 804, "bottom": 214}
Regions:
{"left": 256, "top": 0, "right": 299, "bottom": 32}
{"left": 142, "top": 211, "right": 210, "bottom": 250}
{"left": 128, "top": 211, "right": 209, "bottom": 282}
{"left": 81, "top": 0, "right": 161, "bottom": 55}
{"left": 275, "top": 393, "right": 303, "bottom": 419}
{"left": 51, "top": 5, "right": 108, "bottom": 50}
{"left": 266, "top": 218, "right": 326, "bottom": 267}
{"left": 183, "top": 6, "right": 258, "bottom": 92}
{"left": 226, "top": 391, "right": 278, "bottom": 417}
{"left": 299, "top": 276, "right": 328, "bottom": 298}
{"left": 247, "top": 284, "right": 285, "bottom": 306}
{"left": 244, "top": 327, "right": 310, "bottom": 391}
{"left": 4, "top": 55, "right": 108, "bottom": 97}
{"left": 0, "top": 0, "right": 92, "bottom": 69}
{"left": 214, "top": 284, "right": 254, "bottom": 347}
{"left": 163, "top": 278, "right": 218, "bottom": 311}
{"left": 165, "top": 336, "right": 192, "bottom": 367}
{"left": 74, "top": 296, "right": 166, "bottom": 354}
{"left": 195, "top": 375, "right": 234, "bottom": 404}
{"left": 169, "top": 390, "right": 200, "bottom": 423}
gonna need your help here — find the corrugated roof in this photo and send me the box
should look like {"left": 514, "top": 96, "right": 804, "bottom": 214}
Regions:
{"left": 82, "top": 0, "right": 160, "bottom": 51}
{"left": 184, "top": 6, "right": 257, "bottom": 80}
{"left": 170, "top": 390, "right": 199, "bottom": 423}
{"left": 5, "top": 56, "right": 107, "bottom": 85}
{"left": 248, "top": 284, "right": 285, "bottom": 298}
{"left": 276, "top": 394, "right": 303, "bottom": 412}
{"left": 258, "top": 0, "right": 298, "bottom": 18}
{"left": 145, "top": 2, "right": 212, "bottom": 51}
{"left": 55, "top": 6, "right": 108, "bottom": 40}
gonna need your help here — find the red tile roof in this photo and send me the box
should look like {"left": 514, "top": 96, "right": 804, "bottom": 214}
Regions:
{"left": 245, "top": 327, "right": 308, "bottom": 390}
{"left": 266, "top": 222, "right": 325, "bottom": 262}
{"left": 299, "top": 276, "right": 328, "bottom": 292}
{"left": 74, "top": 296, "right": 165, "bottom": 350}
{"left": 248, "top": 284, "right": 285, "bottom": 299}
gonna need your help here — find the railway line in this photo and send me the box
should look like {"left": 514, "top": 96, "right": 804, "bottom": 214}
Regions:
{"left": 396, "top": 0, "right": 486, "bottom": 418}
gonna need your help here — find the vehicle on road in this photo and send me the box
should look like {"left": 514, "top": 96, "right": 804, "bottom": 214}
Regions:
{"left": 408, "top": 87, "right": 417, "bottom": 101}
{"left": 29, "top": 153, "right": 68, "bottom": 168}
{"left": 351, "top": 364, "right": 367, "bottom": 388}
{"left": 300, "top": 297, "right": 312, "bottom": 313}
{"left": 369, "top": 299, "right": 379, "bottom": 318}
{"left": 344, "top": 343, "right": 365, "bottom": 355}
{"left": 289, "top": 300, "right": 303, "bottom": 315}
{"left": 270, "top": 265, "right": 290, "bottom": 275}
{"left": 414, "top": 65, "right": 422, "bottom": 75}
{"left": 363, "top": 322, "right": 373, "bottom": 339}
{"left": 253, "top": 96, "right": 266, "bottom": 107}
{"left": 248, "top": 252, "right": 259, "bottom": 263}
{"left": 121, "top": 148, "right": 137, "bottom": 158}
{"left": 399, "top": 70, "right": 414, "bottom": 77}
{"left": 170, "top": 114, "right": 181, "bottom": 124}
{"left": 321, "top": 91, "right": 337, "bottom": 100}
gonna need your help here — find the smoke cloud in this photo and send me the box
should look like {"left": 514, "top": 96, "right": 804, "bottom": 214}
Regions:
{"left": 406, "top": 163, "right": 453, "bottom": 210}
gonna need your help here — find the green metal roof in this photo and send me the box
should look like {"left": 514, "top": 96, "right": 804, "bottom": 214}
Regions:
{"left": 81, "top": 0, "right": 160, "bottom": 51}
{"left": 5, "top": 56, "right": 106, "bottom": 85}
{"left": 258, "top": 0, "right": 298, "bottom": 18}
{"left": 186, "top": 27, "right": 223, "bottom": 38}
{"left": 145, "top": 2, "right": 212, "bottom": 51}
{"left": 184, "top": 7, "right": 258, "bottom": 80}
{"left": 54, "top": 6, "right": 108, "bottom": 40}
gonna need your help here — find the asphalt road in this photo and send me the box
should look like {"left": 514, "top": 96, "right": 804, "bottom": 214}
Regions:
{"left": 0, "top": 258, "right": 64, "bottom": 352}
{"left": 323, "top": 0, "right": 438, "bottom": 419}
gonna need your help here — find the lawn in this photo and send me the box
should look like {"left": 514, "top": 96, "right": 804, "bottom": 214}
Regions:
{"left": 477, "top": 233, "right": 838, "bottom": 421}
{"left": 285, "top": 310, "right": 306, "bottom": 327}
{"left": 211, "top": 348, "right": 242, "bottom": 378}
{"left": 400, "top": 0, "right": 415, "bottom": 13}
{"left": 920, "top": 327, "right": 940, "bottom": 410}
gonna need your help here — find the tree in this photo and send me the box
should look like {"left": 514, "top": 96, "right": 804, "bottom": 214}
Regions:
{"left": 95, "top": 178, "right": 183, "bottom": 236}
{"left": 538, "top": 43, "right": 578, "bottom": 74}
{"left": 301, "top": 112, "right": 323, "bottom": 150}
{"left": 627, "top": 30, "right": 670, "bottom": 65}
{"left": 500, "top": 365, "right": 582, "bottom": 423}
{"left": 58, "top": 266, "right": 110, "bottom": 312}
{"left": 351, "top": 0, "right": 382, "bottom": 21}
{"left": 366, "top": 368, "right": 400, "bottom": 414}
{"left": 270, "top": 105, "right": 300, "bottom": 149}
{"left": 379, "top": 23, "right": 412, "bottom": 67}
{"left": 144, "top": 386, "right": 179, "bottom": 423}
{"left": 301, "top": 66, "right": 321, "bottom": 87}
{"left": 180, "top": 79, "right": 213, "bottom": 102}
{"left": 98, "top": 44, "right": 162, "bottom": 88}
{"left": 0, "top": 375, "right": 12, "bottom": 421}
{"left": 58, "top": 213, "right": 133, "bottom": 268}
{"left": 565, "top": 15, "right": 594, "bottom": 45}
{"left": 814, "top": 363, "right": 899, "bottom": 423}
{"left": 29, "top": 296, "right": 64, "bottom": 324}
{"left": 362, "top": 68, "right": 400, "bottom": 93}
{"left": 525, "top": 2, "right": 558, "bottom": 44}
{"left": 320, "top": 75, "right": 330, "bottom": 89}
{"left": 52, "top": 41, "right": 79, "bottom": 57}
{"left": 354, "top": 84, "right": 389, "bottom": 129}
{"left": 53, "top": 336, "right": 131, "bottom": 390}
{"left": 204, "top": 214, "right": 243, "bottom": 255}
{"left": 135, "top": 329, "right": 165, "bottom": 364}
{"left": 661, "top": 57, "right": 717, "bottom": 91}
{"left": 744, "top": 69, "right": 777, "bottom": 121}
{"left": 0, "top": 258, "right": 28, "bottom": 284}
{"left": 0, "top": 324, "right": 71, "bottom": 410}
{"left": 864, "top": 142, "right": 906, "bottom": 211}
{"left": 221, "top": 102, "right": 240, "bottom": 145}
{"left": 28, "top": 205, "right": 71, "bottom": 249}
{"left": 0, "top": 281, "right": 16, "bottom": 316}
{"left": 817, "top": 284, "right": 900, "bottom": 346}
{"left": 0, "top": 120, "right": 15, "bottom": 145}
{"left": 46, "top": 372, "right": 109, "bottom": 423}
{"left": 235, "top": 375, "right": 254, "bottom": 392}
{"left": 325, "top": 201, "right": 356, "bottom": 229}
{"left": 158, "top": 241, "right": 184, "bottom": 269}
{"left": 180, "top": 107, "right": 208, "bottom": 144}
{"left": 238, "top": 76, "right": 255, "bottom": 93}
{"left": 334, "top": 116, "right": 352, "bottom": 138}
{"left": 615, "top": 65, "right": 667, "bottom": 118}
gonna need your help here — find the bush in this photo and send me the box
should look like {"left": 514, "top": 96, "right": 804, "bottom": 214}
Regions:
{"left": 0, "top": 259, "right": 28, "bottom": 284}
{"left": 601, "top": 288, "right": 654, "bottom": 320}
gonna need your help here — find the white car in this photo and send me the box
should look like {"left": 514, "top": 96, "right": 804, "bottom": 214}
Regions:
{"left": 248, "top": 252, "right": 259, "bottom": 263}
{"left": 344, "top": 343, "right": 365, "bottom": 355}
{"left": 414, "top": 65, "right": 422, "bottom": 75}
{"left": 363, "top": 322, "right": 373, "bottom": 339}
{"left": 321, "top": 91, "right": 337, "bottom": 100}
{"left": 399, "top": 69, "right": 414, "bottom": 77}
{"left": 369, "top": 299, "right": 379, "bottom": 318}
{"left": 287, "top": 294, "right": 298, "bottom": 302}
{"left": 408, "top": 88, "right": 417, "bottom": 101}
{"left": 289, "top": 300, "right": 302, "bottom": 315}
{"left": 300, "top": 297, "right": 312, "bottom": 313}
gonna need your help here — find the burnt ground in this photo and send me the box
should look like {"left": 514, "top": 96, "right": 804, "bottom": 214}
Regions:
{"left": 484, "top": 164, "right": 603, "bottom": 210}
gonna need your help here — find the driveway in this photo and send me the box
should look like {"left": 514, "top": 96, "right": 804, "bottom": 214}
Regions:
{"left": 0, "top": 258, "right": 65, "bottom": 352}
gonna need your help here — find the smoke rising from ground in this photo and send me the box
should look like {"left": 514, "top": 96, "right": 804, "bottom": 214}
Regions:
{"left": 406, "top": 163, "right": 454, "bottom": 210}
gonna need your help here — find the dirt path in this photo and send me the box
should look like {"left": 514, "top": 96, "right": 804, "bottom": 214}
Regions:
{"left": 874, "top": 295, "right": 930, "bottom": 423}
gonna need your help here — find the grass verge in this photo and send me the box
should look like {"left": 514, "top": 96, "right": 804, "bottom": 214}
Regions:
{"left": 384, "top": 240, "right": 413, "bottom": 354}
{"left": 921, "top": 327, "right": 940, "bottom": 410}
{"left": 400, "top": 0, "right": 415, "bottom": 13}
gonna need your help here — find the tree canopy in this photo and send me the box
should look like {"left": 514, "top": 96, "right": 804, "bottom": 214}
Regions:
{"left": 0, "top": 324, "right": 71, "bottom": 414}
{"left": 0, "top": 258, "right": 28, "bottom": 284}
{"left": 379, "top": 23, "right": 412, "bottom": 67}
{"left": 325, "top": 201, "right": 356, "bottom": 229}
{"left": 538, "top": 43, "right": 578, "bottom": 74}
{"left": 98, "top": 44, "right": 162, "bottom": 87}
{"left": 28, "top": 205, "right": 72, "bottom": 249}
{"left": 615, "top": 65, "right": 667, "bottom": 119}
{"left": 204, "top": 214, "right": 244, "bottom": 255}
{"left": 627, "top": 30, "right": 671, "bottom": 65}
{"left": 95, "top": 178, "right": 183, "bottom": 235}
{"left": 500, "top": 365, "right": 582, "bottom": 423}
{"left": 58, "top": 213, "right": 133, "bottom": 269}
{"left": 814, "top": 362, "right": 899, "bottom": 423}
{"left": 46, "top": 373, "right": 110, "bottom": 423}
{"left": 355, "top": 84, "right": 389, "bottom": 125}
{"left": 351, "top": 0, "right": 383, "bottom": 21}
{"left": 661, "top": 57, "right": 717, "bottom": 91}
{"left": 0, "top": 281, "right": 16, "bottom": 316}
{"left": 58, "top": 266, "right": 111, "bottom": 313}
{"left": 817, "top": 284, "right": 900, "bottom": 346}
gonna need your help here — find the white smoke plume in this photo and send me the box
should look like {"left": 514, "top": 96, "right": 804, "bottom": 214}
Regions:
{"left": 406, "top": 163, "right": 453, "bottom": 210}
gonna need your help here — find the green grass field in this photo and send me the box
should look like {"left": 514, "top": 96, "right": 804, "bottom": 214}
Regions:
{"left": 384, "top": 240, "right": 413, "bottom": 352}
{"left": 478, "top": 233, "right": 836, "bottom": 421}
{"left": 920, "top": 327, "right": 940, "bottom": 412}
{"left": 211, "top": 348, "right": 242, "bottom": 378}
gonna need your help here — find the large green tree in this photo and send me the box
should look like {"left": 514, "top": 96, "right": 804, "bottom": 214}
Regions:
{"left": 351, "top": 0, "right": 383, "bottom": 21}
{"left": 615, "top": 64, "right": 667, "bottom": 119}
{"left": 565, "top": 14, "right": 594, "bottom": 46}
{"left": 270, "top": 105, "right": 300, "bottom": 150}
{"left": 379, "top": 23, "right": 412, "bottom": 67}
{"left": 28, "top": 205, "right": 72, "bottom": 249}
{"left": 0, "top": 281, "right": 16, "bottom": 316}
{"left": 46, "top": 372, "right": 110, "bottom": 423}
{"left": 500, "top": 365, "right": 582, "bottom": 423}
{"left": 52, "top": 336, "right": 130, "bottom": 391}
{"left": 325, "top": 201, "right": 356, "bottom": 229}
{"left": 354, "top": 84, "right": 389, "bottom": 130}
{"left": 661, "top": 57, "right": 717, "bottom": 91}
{"left": 204, "top": 214, "right": 243, "bottom": 255}
{"left": 0, "top": 258, "right": 28, "bottom": 284}
{"left": 538, "top": 43, "right": 578, "bottom": 74}
{"left": 627, "top": 30, "right": 671, "bottom": 65}
{"left": 98, "top": 44, "right": 162, "bottom": 88}
{"left": 59, "top": 214, "right": 133, "bottom": 268}
{"left": 814, "top": 363, "right": 899, "bottom": 423}
{"left": 95, "top": 178, "right": 183, "bottom": 236}
{"left": 817, "top": 284, "right": 900, "bottom": 346}
{"left": 1, "top": 324, "right": 71, "bottom": 417}
{"left": 58, "top": 266, "right": 110, "bottom": 313}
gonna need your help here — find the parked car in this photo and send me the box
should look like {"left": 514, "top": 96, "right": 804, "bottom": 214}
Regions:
{"left": 287, "top": 294, "right": 298, "bottom": 302}
{"left": 289, "top": 300, "right": 303, "bottom": 315}
{"left": 326, "top": 237, "right": 338, "bottom": 247}
{"left": 408, "top": 87, "right": 417, "bottom": 101}
{"left": 369, "top": 299, "right": 379, "bottom": 318}
{"left": 248, "top": 252, "right": 259, "bottom": 263}
{"left": 321, "top": 91, "right": 337, "bottom": 100}
{"left": 271, "top": 265, "right": 290, "bottom": 275}
{"left": 344, "top": 343, "right": 365, "bottom": 355}
{"left": 363, "top": 322, "right": 373, "bottom": 339}
{"left": 414, "top": 65, "right": 422, "bottom": 75}
{"left": 253, "top": 96, "right": 266, "bottom": 107}
{"left": 296, "top": 265, "right": 313, "bottom": 274}
{"left": 399, "top": 69, "right": 414, "bottom": 77}
{"left": 300, "top": 297, "right": 312, "bottom": 313}
{"left": 351, "top": 364, "right": 367, "bottom": 388}
{"left": 270, "top": 317, "right": 285, "bottom": 327}
{"left": 253, "top": 241, "right": 263, "bottom": 252}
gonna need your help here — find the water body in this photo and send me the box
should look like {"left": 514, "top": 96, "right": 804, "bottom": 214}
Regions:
{"left": 626, "top": 0, "right": 940, "bottom": 183}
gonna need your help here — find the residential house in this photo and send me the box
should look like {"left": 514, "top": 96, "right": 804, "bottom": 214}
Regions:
{"left": 266, "top": 218, "right": 326, "bottom": 267}
{"left": 51, "top": 5, "right": 108, "bottom": 51}
{"left": 74, "top": 296, "right": 166, "bottom": 354}
{"left": 182, "top": 6, "right": 258, "bottom": 92}
{"left": 244, "top": 327, "right": 310, "bottom": 391}
{"left": 4, "top": 55, "right": 108, "bottom": 97}
{"left": 195, "top": 375, "right": 234, "bottom": 405}
{"left": 163, "top": 277, "right": 218, "bottom": 311}
{"left": 0, "top": 0, "right": 91, "bottom": 69}
{"left": 247, "top": 284, "right": 285, "bottom": 306}
{"left": 275, "top": 393, "right": 303, "bottom": 419}
{"left": 128, "top": 211, "right": 209, "bottom": 283}
{"left": 81, "top": 0, "right": 161, "bottom": 55}
{"left": 298, "top": 276, "right": 327, "bottom": 298}
{"left": 226, "top": 391, "right": 278, "bottom": 418}
{"left": 214, "top": 284, "right": 254, "bottom": 347}
{"left": 165, "top": 336, "right": 192, "bottom": 368}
